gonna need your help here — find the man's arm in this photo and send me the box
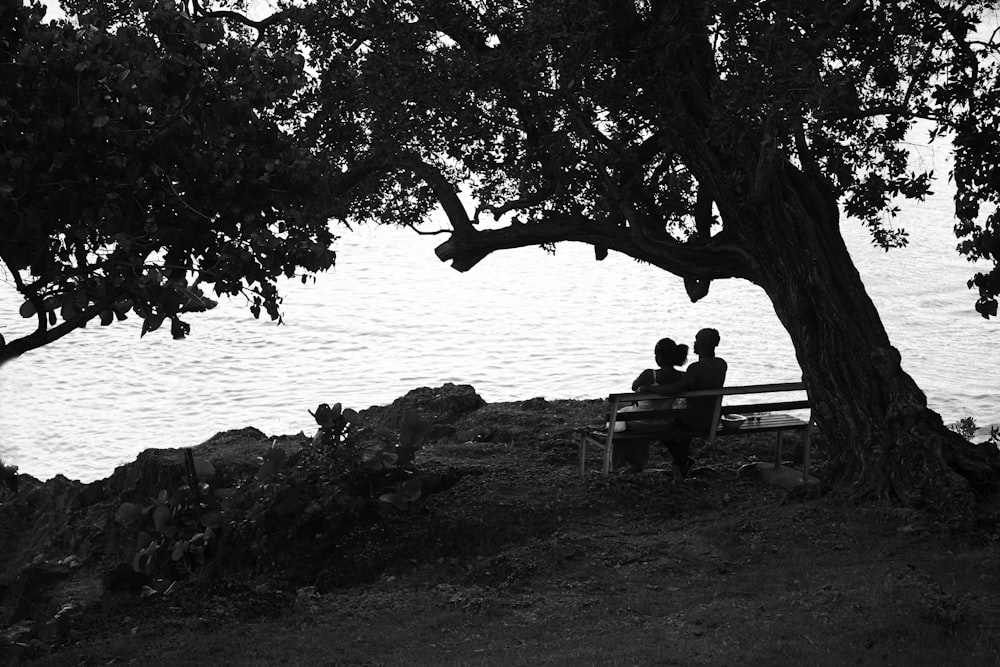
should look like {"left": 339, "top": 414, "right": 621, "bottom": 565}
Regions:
{"left": 640, "top": 371, "right": 696, "bottom": 395}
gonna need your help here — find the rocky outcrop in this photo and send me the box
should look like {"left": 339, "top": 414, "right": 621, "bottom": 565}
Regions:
{"left": 0, "top": 427, "right": 284, "bottom": 629}
{"left": 360, "top": 383, "right": 486, "bottom": 439}
{"left": 0, "top": 385, "right": 494, "bottom": 655}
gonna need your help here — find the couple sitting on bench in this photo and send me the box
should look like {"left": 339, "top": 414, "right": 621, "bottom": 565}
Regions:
{"left": 623, "top": 328, "right": 728, "bottom": 479}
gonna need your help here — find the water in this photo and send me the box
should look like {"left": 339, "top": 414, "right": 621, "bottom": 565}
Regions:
{"left": 2, "top": 160, "right": 997, "bottom": 482}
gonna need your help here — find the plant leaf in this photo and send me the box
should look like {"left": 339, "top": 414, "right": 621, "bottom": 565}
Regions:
{"left": 152, "top": 504, "right": 171, "bottom": 533}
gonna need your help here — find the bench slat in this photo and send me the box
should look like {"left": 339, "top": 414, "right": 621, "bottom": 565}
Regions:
{"left": 606, "top": 382, "right": 805, "bottom": 403}
{"left": 582, "top": 414, "right": 808, "bottom": 444}
{"left": 603, "top": 400, "right": 810, "bottom": 422}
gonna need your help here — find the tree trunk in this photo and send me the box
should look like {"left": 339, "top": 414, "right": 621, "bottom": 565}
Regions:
{"left": 745, "top": 162, "right": 998, "bottom": 514}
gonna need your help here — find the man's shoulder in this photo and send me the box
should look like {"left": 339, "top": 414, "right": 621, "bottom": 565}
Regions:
{"left": 687, "top": 357, "right": 726, "bottom": 389}
{"left": 689, "top": 357, "right": 727, "bottom": 372}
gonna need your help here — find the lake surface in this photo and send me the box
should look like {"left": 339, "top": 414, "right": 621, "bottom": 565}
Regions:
{"left": 1, "top": 145, "right": 997, "bottom": 482}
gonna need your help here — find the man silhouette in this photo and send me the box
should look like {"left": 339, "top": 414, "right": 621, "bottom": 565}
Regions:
{"left": 641, "top": 328, "right": 727, "bottom": 480}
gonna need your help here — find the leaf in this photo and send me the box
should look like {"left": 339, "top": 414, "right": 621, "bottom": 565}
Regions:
{"left": 99, "top": 309, "right": 114, "bottom": 326}
{"left": 60, "top": 293, "right": 77, "bottom": 321}
{"left": 152, "top": 504, "right": 171, "bottom": 534}
{"left": 169, "top": 486, "right": 193, "bottom": 508}
{"left": 199, "top": 511, "right": 221, "bottom": 528}
{"left": 19, "top": 301, "right": 36, "bottom": 318}
{"left": 93, "top": 114, "right": 110, "bottom": 128}
{"left": 170, "top": 317, "right": 190, "bottom": 339}
{"left": 141, "top": 313, "right": 164, "bottom": 337}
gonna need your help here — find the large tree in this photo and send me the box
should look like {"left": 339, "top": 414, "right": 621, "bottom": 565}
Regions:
{"left": 15, "top": 1, "right": 1000, "bottom": 512}
{"left": 0, "top": 1, "right": 335, "bottom": 365}
{"left": 288, "top": 0, "right": 1000, "bottom": 512}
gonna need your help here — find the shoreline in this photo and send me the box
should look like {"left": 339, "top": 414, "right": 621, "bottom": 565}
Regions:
{"left": 3, "top": 385, "right": 999, "bottom": 485}
{"left": 4, "top": 384, "right": 1000, "bottom": 665}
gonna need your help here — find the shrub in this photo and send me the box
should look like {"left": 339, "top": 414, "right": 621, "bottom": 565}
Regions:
{"left": 948, "top": 416, "right": 1000, "bottom": 446}
{"left": 222, "top": 402, "right": 429, "bottom": 572}
{"left": 1, "top": 457, "right": 18, "bottom": 498}
{"left": 114, "top": 452, "right": 222, "bottom": 592}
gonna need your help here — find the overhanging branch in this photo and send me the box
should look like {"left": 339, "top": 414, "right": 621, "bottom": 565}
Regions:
{"left": 0, "top": 292, "right": 120, "bottom": 367}
{"left": 433, "top": 214, "right": 755, "bottom": 283}
{"left": 196, "top": 8, "right": 303, "bottom": 31}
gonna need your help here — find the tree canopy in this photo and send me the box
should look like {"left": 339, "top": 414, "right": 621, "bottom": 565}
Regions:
{"left": 0, "top": 1, "right": 335, "bottom": 364}
{"left": 279, "top": 0, "right": 997, "bottom": 317}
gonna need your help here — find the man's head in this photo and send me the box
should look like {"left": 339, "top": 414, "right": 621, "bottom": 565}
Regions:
{"left": 694, "top": 328, "right": 721, "bottom": 356}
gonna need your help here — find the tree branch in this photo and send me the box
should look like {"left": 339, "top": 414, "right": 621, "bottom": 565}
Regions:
{"left": 197, "top": 8, "right": 304, "bottom": 32}
{"left": 0, "top": 248, "right": 46, "bottom": 338}
{"left": 0, "top": 292, "right": 120, "bottom": 367}
{"left": 398, "top": 154, "right": 475, "bottom": 238}
{"left": 434, "top": 212, "right": 754, "bottom": 281}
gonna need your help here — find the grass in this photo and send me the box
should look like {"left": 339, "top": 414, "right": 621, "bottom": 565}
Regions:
{"left": 8, "top": 399, "right": 1000, "bottom": 665}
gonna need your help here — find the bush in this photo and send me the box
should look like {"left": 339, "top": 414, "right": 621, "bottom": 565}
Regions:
{"left": 113, "top": 452, "right": 222, "bottom": 593}
{"left": 222, "top": 402, "right": 429, "bottom": 573}
{"left": 1, "top": 457, "right": 18, "bottom": 499}
{"left": 948, "top": 416, "right": 1000, "bottom": 445}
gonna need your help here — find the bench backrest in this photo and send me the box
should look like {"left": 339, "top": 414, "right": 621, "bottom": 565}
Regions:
{"left": 606, "top": 382, "right": 810, "bottom": 423}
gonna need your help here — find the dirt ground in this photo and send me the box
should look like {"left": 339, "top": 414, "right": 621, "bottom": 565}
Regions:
{"left": 5, "top": 395, "right": 1000, "bottom": 666}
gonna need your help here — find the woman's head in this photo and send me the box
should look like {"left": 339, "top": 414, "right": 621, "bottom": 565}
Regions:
{"left": 654, "top": 338, "right": 689, "bottom": 367}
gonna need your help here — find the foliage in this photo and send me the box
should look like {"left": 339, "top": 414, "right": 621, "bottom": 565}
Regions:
{"left": 0, "top": 1, "right": 336, "bottom": 364}
{"left": 114, "top": 454, "right": 222, "bottom": 589}
{"left": 274, "top": 0, "right": 996, "bottom": 315}
{"left": 949, "top": 416, "right": 980, "bottom": 441}
{"left": 0, "top": 457, "right": 17, "bottom": 498}
{"left": 48, "top": 2, "right": 997, "bottom": 315}
{"left": 224, "top": 402, "right": 428, "bottom": 569}
{"left": 106, "top": 401, "right": 434, "bottom": 590}
{"left": 948, "top": 416, "right": 1000, "bottom": 446}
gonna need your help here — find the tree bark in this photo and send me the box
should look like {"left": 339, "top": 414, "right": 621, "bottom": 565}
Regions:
{"left": 743, "top": 160, "right": 998, "bottom": 514}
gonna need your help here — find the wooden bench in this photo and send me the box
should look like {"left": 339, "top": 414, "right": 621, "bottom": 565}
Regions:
{"left": 578, "top": 382, "right": 815, "bottom": 481}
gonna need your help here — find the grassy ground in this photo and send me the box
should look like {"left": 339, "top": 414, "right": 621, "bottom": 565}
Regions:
{"left": 10, "top": 398, "right": 1000, "bottom": 666}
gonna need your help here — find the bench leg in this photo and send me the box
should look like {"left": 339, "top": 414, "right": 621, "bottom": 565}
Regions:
{"left": 802, "top": 423, "right": 814, "bottom": 482}
{"left": 774, "top": 431, "right": 784, "bottom": 469}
